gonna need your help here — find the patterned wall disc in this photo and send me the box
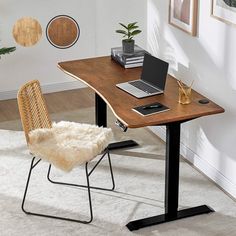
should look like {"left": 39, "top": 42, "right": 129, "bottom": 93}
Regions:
{"left": 46, "top": 15, "right": 80, "bottom": 49}
{"left": 12, "top": 17, "right": 42, "bottom": 47}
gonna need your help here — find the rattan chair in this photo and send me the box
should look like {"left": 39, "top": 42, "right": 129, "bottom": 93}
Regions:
{"left": 17, "top": 80, "right": 115, "bottom": 223}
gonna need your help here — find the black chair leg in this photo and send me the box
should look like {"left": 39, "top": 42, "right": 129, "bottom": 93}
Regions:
{"left": 21, "top": 158, "right": 93, "bottom": 223}
{"left": 85, "top": 162, "right": 93, "bottom": 223}
{"left": 107, "top": 150, "right": 115, "bottom": 191}
{"left": 47, "top": 149, "right": 115, "bottom": 191}
{"left": 22, "top": 157, "right": 38, "bottom": 214}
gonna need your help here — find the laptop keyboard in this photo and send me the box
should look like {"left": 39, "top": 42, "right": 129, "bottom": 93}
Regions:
{"left": 129, "top": 81, "right": 160, "bottom": 94}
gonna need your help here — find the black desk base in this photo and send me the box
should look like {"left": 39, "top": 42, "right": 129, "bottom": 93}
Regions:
{"left": 125, "top": 122, "right": 215, "bottom": 231}
{"left": 108, "top": 140, "right": 138, "bottom": 150}
{"left": 126, "top": 205, "right": 214, "bottom": 231}
{"left": 95, "top": 93, "right": 214, "bottom": 232}
{"left": 95, "top": 94, "right": 139, "bottom": 150}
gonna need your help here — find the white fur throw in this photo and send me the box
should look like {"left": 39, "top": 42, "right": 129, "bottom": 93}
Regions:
{"left": 28, "top": 121, "right": 113, "bottom": 172}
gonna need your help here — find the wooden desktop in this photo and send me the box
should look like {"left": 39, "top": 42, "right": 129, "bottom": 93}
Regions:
{"left": 58, "top": 56, "right": 224, "bottom": 231}
{"left": 58, "top": 56, "right": 223, "bottom": 127}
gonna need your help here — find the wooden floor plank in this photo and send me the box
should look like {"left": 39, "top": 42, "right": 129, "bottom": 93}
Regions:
{"left": 0, "top": 87, "right": 94, "bottom": 122}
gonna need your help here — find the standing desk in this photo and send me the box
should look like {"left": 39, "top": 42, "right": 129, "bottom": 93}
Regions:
{"left": 58, "top": 56, "right": 224, "bottom": 231}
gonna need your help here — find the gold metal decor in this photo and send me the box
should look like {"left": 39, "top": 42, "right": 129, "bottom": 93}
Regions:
{"left": 177, "top": 80, "right": 194, "bottom": 105}
{"left": 12, "top": 17, "right": 42, "bottom": 47}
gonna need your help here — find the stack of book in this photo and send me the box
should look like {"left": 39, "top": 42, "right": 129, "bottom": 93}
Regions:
{"left": 111, "top": 45, "right": 149, "bottom": 68}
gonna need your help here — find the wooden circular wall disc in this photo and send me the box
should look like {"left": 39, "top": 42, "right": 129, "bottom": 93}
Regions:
{"left": 46, "top": 15, "right": 80, "bottom": 49}
{"left": 12, "top": 17, "right": 42, "bottom": 47}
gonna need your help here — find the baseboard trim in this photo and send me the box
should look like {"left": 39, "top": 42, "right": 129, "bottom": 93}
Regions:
{"left": 0, "top": 81, "right": 87, "bottom": 100}
{"left": 149, "top": 126, "right": 236, "bottom": 199}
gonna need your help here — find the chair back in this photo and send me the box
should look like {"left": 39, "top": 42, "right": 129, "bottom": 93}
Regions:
{"left": 17, "top": 80, "right": 52, "bottom": 144}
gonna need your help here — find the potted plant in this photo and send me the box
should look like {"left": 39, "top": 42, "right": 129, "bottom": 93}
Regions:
{"left": 115, "top": 22, "right": 141, "bottom": 54}
{"left": 0, "top": 46, "right": 16, "bottom": 58}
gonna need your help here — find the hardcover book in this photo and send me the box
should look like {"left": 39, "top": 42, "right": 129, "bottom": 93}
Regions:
{"left": 111, "top": 45, "right": 148, "bottom": 59}
{"left": 111, "top": 55, "right": 143, "bottom": 68}
{"left": 111, "top": 45, "right": 148, "bottom": 68}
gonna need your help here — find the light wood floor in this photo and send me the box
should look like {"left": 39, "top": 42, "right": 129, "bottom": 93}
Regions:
{"left": 0, "top": 87, "right": 95, "bottom": 122}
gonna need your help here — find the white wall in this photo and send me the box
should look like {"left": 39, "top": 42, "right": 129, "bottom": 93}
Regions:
{"left": 94, "top": 0, "right": 147, "bottom": 56}
{"left": 147, "top": 0, "right": 236, "bottom": 198}
{"left": 0, "top": 0, "right": 96, "bottom": 97}
{"left": 0, "top": 0, "right": 146, "bottom": 99}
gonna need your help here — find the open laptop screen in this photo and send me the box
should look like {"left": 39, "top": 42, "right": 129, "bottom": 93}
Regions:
{"left": 141, "top": 54, "right": 169, "bottom": 90}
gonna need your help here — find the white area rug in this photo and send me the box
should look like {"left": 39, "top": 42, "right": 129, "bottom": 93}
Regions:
{"left": 0, "top": 129, "right": 236, "bottom": 236}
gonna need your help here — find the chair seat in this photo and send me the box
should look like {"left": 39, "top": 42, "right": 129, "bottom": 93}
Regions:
{"left": 28, "top": 121, "right": 113, "bottom": 172}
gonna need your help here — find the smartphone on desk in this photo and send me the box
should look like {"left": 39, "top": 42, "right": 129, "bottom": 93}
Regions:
{"left": 132, "top": 102, "right": 170, "bottom": 116}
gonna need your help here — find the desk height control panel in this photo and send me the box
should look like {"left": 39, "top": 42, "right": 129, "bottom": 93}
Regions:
{"left": 115, "top": 119, "right": 128, "bottom": 132}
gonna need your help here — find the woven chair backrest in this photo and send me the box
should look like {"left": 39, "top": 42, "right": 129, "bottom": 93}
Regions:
{"left": 17, "top": 80, "right": 52, "bottom": 144}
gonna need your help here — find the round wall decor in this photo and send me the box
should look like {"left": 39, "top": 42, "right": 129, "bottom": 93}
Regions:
{"left": 46, "top": 15, "right": 80, "bottom": 49}
{"left": 12, "top": 17, "right": 42, "bottom": 47}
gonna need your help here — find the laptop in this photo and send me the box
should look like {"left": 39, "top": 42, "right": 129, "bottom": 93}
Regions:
{"left": 116, "top": 53, "right": 169, "bottom": 98}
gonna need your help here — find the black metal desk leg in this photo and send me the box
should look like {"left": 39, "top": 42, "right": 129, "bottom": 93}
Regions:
{"left": 95, "top": 93, "right": 138, "bottom": 150}
{"left": 95, "top": 93, "right": 107, "bottom": 127}
{"left": 126, "top": 121, "right": 214, "bottom": 231}
{"left": 165, "top": 122, "right": 180, "bottom": 218}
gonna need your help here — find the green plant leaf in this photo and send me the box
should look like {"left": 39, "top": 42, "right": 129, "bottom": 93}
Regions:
{"left": 127, "top": 22, "right": 137, "bottom": 29}
{"left": 0, "top": 46, "right": 16, "bottom": 56}
{"left": 119, "top": 23, "right": 128, "bottom": 30}
{"left": 115, "top": 30, "right": 128, "bottom": 35}
{"left": 130, "top": 25, "right": 139, "bottom": 30}
{"left": 130, "top": 30, "right": 142, "bottom": 36}
{"left": 116, "top": 22, "right": 141, "bottom": 40}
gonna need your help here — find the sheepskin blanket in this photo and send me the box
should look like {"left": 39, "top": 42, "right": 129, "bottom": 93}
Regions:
{"left": 28, "top": 121, "right": 113, "bottom": 172}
